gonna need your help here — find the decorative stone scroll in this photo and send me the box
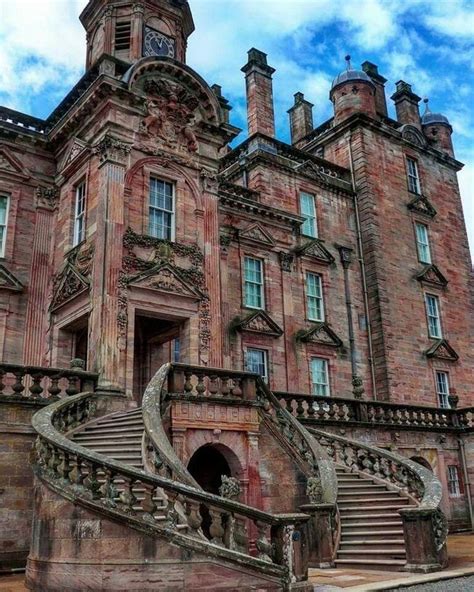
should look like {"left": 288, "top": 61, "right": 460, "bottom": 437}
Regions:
{"left": 416, "top": 264, "right": 448, "bottom": 288}
{"left": 425, "top": 339, "right": 459, "bottom": 362}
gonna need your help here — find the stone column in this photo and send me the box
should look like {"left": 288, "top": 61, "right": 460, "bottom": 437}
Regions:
{"left": 399, "top": 507, "right": 448, "bottom": 572}
{"left": 299, "top": 503, "right": 337, "bottom": 568}
{"left": 89, "top": 135, "right": 131, "bottom": 395}
{"left": 201, "top": 172, "right": 222, "bottom": 367}
{"left": 23, "top": 187, "right": 57, "bottom": 366}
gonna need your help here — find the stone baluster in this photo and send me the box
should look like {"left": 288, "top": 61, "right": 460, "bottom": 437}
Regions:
{"left": 220, "top": 376, "right": 230, "bottom": 397}
{"left": 185, "top": 500, "right": 203, "bottom": 533}
{"left": 85, "top": 462, "right": 101, "bottom": 500}
{"left": 141, "top": 483, "right": 157, "bottom": 521}
{"left": 29, "top": 372, "right": 44, "bottom": 398}
{"left": 255, "top": 520, "right": 273, "bottom": 563}
{"left": 70, "top": 455, "right": 85, "bottom": 488}
{"left": 184, "top": 371, "right": 194, "bottom": 394}
{"left": 65, "top": 374, "right": 79, "bottom": 397}
{"left": 195, "top": 372, "right": 206, "bottom": 396}
{"left": 230, "top": 377, "right": 242, "bottom": 397}
{"left": 119, "top": 478, "right": 138, "bottom": 514}
{"left": 100, "top": 467, "right": 117, "bottom": 507}
{"left": 208, "top": 374, "right": 219, "bottom": 396}
{"left": 295, "top": 398, "right": 305, "bottom": 418}
{"left": 209, "top": 508, "right": 225, "bottom": 546}
{"left": 48, "top": 374, "right": 62, "bottom": 399}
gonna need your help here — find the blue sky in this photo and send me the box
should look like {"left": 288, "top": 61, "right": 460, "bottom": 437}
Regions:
{"left": 0, "top": 0, "right": 473, "bottom": 256}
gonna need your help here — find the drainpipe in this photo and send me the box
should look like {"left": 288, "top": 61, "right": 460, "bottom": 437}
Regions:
{"left": 458, "top": 434, "right": 474, "bottom": 531}
{"left": 347, "top": 131, "right": 377, "bottom": 400}
{"left": 338, "top": 246, "right": 364, "bottom": 399}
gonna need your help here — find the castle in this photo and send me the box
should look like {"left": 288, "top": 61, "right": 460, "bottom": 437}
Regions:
{"left": 0, "top": 1, "right": 473, "bottom": 590}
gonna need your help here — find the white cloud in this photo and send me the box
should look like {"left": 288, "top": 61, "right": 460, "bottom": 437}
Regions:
{"left": 458, "top": 161, "right": 474, "bottom": 258}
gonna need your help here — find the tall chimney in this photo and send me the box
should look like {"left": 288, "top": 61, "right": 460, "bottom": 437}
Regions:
{"left": 288, "top": 92, "right": 314, "bottom": 145}
{"left": 391, "top": 80, "right": 422, "bottom": 129}
{"left": 241, "top": 48, "right": 276, "bottom": 137}
{"left": 361, "top": 61, "right": 388, "bottom": 117}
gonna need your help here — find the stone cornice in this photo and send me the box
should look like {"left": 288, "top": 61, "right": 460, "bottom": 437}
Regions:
{"left": 219, "top": 191, "right": 305, "bottom": 229}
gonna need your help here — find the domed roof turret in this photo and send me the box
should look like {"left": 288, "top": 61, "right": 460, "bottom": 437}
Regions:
{"left": 331, "top": 56, "right": 374, "bottom": 92}
{"left": 421, "top": 98, "right": 451, "bottom": 126}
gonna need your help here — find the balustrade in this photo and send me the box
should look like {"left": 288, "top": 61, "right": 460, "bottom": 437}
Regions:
{"left": 168, "top": 363, "right": 256, "bottom": 400}
{"left": 0, "top": 363, "right": 98, "bottom": 401}
{"left": 277, "top": 392, "right": 469, "bottom": 431}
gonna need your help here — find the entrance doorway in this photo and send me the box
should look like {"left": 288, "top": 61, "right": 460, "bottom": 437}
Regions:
{"left": 133, "top": 314, "right": 183, "bottom": 401}
{"left": 188, "top": 445, "right": 232, "bottom": 538}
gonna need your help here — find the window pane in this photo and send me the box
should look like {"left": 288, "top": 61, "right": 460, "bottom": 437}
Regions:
{"left": 300, "top": 193, "right": 317, "bottom": 238}
{"left": 436, "top": 371, "right": 450, "bottom": 408}
{"left": 0, "top": 197, "right": 8, "bottom": 225}
{"left": 407, "top": 158, "right": 421, "bottom": 194}
{"left": 448, "top": 466, "right": 461, "bottom": 496}
{"left": 415, "top": 223, "right": 431, "bottom": 264}
{"left": 311, "top": 358, "right": 329, "bottom": 397}
{"left": 149, "top": 179, "right": 174, "bottom": 240}
{"left": 246, "top": 349, "right": 267, "bottom": 381}
{"left": 244, "top": 257, "right": 263, "bottom": 308}
{"left": 306, "top": 273, "right": 324, "bottom": 321}
{"left": 426, "top": 295, "right": 441, "bottom": 338}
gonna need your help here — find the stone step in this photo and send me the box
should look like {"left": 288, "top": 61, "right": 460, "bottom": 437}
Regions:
{"left": 340, "top": 539, "right": 405, "bottom": 550}
{"left": 334, "top": 559, "right": 406, "bottom": 570}
{"left": 341, "top": 512, "right": 403, "bottom": 523}
{"left": 75, "top": 444, "right": 142, "bottom": 454}
{"left": 338, "top": 549, "right": 406, "bottom": 558}
{"left": 342, "top": 520, "right": 403, "bottom": 530}
{"left": 74, "top": 431, "right": 143, "bottom": 441}
{"left": 338, "top": 497, "right": 409, "bottom": 505}
{"left": 338, "top": 484, "right": 387, "bottom": 491}
{"left": 95, "top": 417, "right": 144, "bottom": 428}
{"left": 342, "top": 530, "right": 404, "bottom": 539}
{"left": 340, "top": 505, "right": 406, "bottom": 514}
{"left": 77, "top": 425, "right": 144, "bottom": 435}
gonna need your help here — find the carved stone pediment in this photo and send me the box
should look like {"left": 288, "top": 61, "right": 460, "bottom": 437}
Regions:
{"left": 298, "top": 322, "right": 343, "bottom": 348}
{"left": 239, "top": 223, "right": 275, "bottom": 247}
{"left": 400, "top": 124, "right": 427, "bottom": 148}
{"left": 0, "top": 264, "right": 23, "bottom": 292}
{"left": 416, "top": 264, "right": 448, "bottom": 288}
{"left": 297, "top": 161, "right": 325, "bottom": 182}
{"left": 51, "top": 264, "right": 89, "bottom": 310}
{"left": 407, "top": 194, "right": 437, "bottom": 219}
{"left": 0, "top": 146, "right": 30, "bottom": 178}
{"left": 425, "top": 339, "right": 459, "bottom": 362}
{"left": 295, "top": 239, "right": 335, "bottom": 265}
{"left": 129, "top": 264, "right": 202, "bottom": 299}
{"left": 235, "top": 310, "right": 283, "bottom": 337}
{"left": 58, "top": 138, "right": 88, "bottom": 172}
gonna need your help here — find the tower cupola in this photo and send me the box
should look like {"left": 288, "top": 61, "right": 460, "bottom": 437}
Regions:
{"left": 80, "top": 0, "right": 194, "bottom": 69}
{"left": 421, "top": 98, "right": 454, "bottom": 157}
{"left": 330, "top": 56, "right": 377, "bottom": 125}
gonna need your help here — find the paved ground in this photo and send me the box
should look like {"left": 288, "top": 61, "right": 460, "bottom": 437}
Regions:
{"left": 390, "top": 575, "right": 474, "bottom": 590}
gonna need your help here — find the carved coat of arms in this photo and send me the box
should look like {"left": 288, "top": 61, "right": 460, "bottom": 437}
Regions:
{"left": 140, "top": 79, "right": 199, "bottom": 154}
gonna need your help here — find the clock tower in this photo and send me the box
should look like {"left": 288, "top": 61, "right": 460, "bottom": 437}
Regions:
{"left": 80, "top": 0, "right": 195, "bottom": 68}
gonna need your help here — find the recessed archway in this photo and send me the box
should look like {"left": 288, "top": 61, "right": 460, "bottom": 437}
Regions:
{"left": 188, "top": 444, "right": 232, "bottom": 495}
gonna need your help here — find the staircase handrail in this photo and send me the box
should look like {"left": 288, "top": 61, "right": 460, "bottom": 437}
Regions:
{"left": 142, "top": 362, "right": 200, "bottom": 487}
{"left": 308, "top": 427, "right": 442, "bottom": 510}
{"left": 256, "top": 379, "right": 338, "bottom": 507}
{"left": 32, "top": 391, "right": 309, "bottom": 587}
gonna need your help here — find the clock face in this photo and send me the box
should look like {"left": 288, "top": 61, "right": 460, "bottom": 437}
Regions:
{"left": 143, "top": 27, "right": 176, "bottom": 59}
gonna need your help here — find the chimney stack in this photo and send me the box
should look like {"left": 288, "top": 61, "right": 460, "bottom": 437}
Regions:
{"left": 361, "top": 61, "right": 388, "bottom": 117}
{"left": 241, "top": 48, "right": 276, "bottom": 137}
{"left": 288, "top": 92, "right": 314, "bottom": 145}
{"left": 391, "top": 80, "right": 422, "bottom": 129}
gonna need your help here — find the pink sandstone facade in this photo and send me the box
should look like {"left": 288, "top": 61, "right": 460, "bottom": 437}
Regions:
{"left": 0, "top": 0, "right": 472, "bottom": 587}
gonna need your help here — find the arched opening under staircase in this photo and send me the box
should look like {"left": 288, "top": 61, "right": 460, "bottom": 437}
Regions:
{"left": 187, "top": 444, "right": 235, "bottom": 538}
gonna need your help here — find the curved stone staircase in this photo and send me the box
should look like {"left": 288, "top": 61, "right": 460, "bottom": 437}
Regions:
{"left": 26, "top": 363, "right": 449, "bottom": 591}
